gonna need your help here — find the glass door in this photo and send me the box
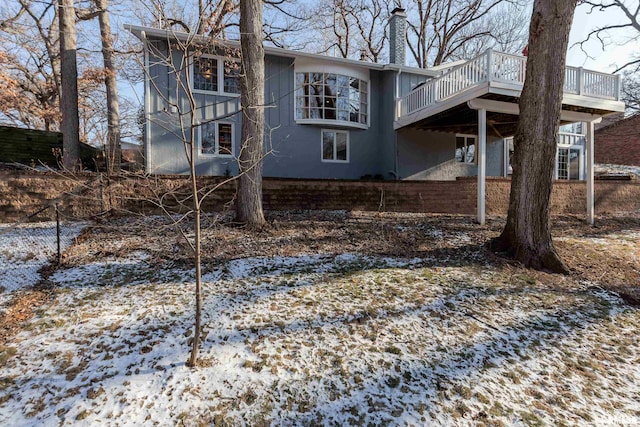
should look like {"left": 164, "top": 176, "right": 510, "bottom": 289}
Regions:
{"left": 556, "top": 145, "right": 584, "bottom": 180}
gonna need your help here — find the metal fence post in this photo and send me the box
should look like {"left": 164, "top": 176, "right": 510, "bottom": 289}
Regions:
{"left": 55, "top": 203, "right": 61, "bottom": 264}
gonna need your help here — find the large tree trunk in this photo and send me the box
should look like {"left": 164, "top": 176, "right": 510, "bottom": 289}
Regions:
{"left": 236, "top": 0, "right": 266, "bottom": 228}
{"left": 491, "top": 0, "right": 577, "bottom": 273}
{"left": 59, "top": 0, "right": 80, "bottom": 170}
{"left": 96, "top": 0, "right": 121, "bottom": 174}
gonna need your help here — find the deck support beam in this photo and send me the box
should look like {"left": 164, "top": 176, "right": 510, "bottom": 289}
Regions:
{"left": 466, "top": 99, "right": 604, "bottom": 123}
{"left": 477, "top": 108, "right": 487, "bottom": 225}
{"left": 586, "top": 120, "right": 595, "bottom": 225}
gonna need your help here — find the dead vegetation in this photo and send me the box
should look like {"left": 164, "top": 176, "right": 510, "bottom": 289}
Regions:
{"left": 61, "top": 210, "right": 640, "bottom": 299}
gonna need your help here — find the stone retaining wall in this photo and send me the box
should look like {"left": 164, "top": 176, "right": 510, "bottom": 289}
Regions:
{"left": 0, "top": 172, "right": 638, "bottom": 223}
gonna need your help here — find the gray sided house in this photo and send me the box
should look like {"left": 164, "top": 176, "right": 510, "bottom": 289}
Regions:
{"left": 126, "top": 8, "right": 624, "bottom": 223}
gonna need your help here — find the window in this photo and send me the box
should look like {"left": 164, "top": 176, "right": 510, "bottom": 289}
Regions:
{"left": 193, "top": 55, "right": 240, "bottom": 95}
{"left": 295, "top": 72, "right": 368, "bottom": 126}
{"left": 322, "top": 130, "right": 349, "bottom": 162}
{"left": 199, "top": 122, "right": 233, "bottom": 157}
{"left": 556, "top": 146, "right": 583, "bottom": 180}
{"left": 455, "top": 135, "right": 476, "bottom": 163}
{"left": 194, "top": 57, "right": 218, "bottom": 92}
{"left": 223, "top": 60, "right": 240, "bottom": 94}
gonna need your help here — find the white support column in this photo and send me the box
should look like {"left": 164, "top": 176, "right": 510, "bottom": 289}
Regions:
{"left": 477, "top": 108, "right": 487, "bottom": 225}
{"left": 586, "top": 120, "right": 595, "bottom": 225}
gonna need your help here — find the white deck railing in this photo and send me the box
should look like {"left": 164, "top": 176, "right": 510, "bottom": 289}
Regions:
{"left": 397, "top": 48, "right": 622, "bottom": 120}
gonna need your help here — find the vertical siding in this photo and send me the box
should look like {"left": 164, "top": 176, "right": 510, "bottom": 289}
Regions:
{"left": 397, "top": 128, "right": 504, "bottom": 180}
{"left": 146, "top": 41, "right": 447, "bottom": 180}
{"left": 147, "top": 38, "right": 241, "bottom": 176}
{"left": 260, "top": 55, "right": 386, "bottom": 179}
{"left": 400, "top": 73, "right": 429, "bottom": 97}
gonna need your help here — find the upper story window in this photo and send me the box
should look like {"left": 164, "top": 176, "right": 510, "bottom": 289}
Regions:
{"left": 193, "top": 55, "right": 240, "bottom": 95}
{"left": 295, "top": 72, "right": 368, "bottom": 127}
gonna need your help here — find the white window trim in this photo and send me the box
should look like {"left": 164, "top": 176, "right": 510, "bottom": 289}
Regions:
{"left": 190, "top": 53, "right": 241, "bottom": 97}
{"left": 293, "top": 72, "right": 370, "bottom": 129}
{"left": 297, "top": 119, "right": 368, "bottom": 130}
{"left": 555, "top": 143, "right": 584, "bottom": 181}
{"left": 321, "top": 129, "right": 350, "bottom": 163}
{"left": 455, "top": 134, "right": 477, "bottom": 164}
{"left": 198, "top": 121, "right": 235, "bottom": 158}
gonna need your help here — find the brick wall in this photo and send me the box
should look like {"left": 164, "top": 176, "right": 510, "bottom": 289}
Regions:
{"left": 0, "top": 172, "right": 639, "bottom": 223}
{"left": 595, "top": 114, "right": 640, "bottom": 166}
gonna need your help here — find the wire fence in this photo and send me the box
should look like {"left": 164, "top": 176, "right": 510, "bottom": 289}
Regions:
{"left": 0, "top": 183, "right": 93, "bottom": 296}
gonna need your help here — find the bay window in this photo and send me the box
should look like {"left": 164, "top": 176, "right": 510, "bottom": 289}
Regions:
{"left": 295, "top": 72, "right": 368, "bottom": 127}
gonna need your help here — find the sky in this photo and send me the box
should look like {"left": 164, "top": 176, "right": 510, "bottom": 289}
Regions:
{"left": 567, "top": 2, "right": 640, "bottom": 72}
{"left": 109, "top": 1, "right": 638, "bottom": 143}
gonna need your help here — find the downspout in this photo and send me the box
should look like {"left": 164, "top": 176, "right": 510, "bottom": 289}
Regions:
{"left": 394, "top": 68, "right": 402, "bottom": 180}
{"left": 142, "top": 31, "right": 152, "bottom": 173}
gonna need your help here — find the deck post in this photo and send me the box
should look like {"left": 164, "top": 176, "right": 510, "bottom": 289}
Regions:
{"left": 477, "top": 108, "right": 487, "bottom": 225}
{"left": 586, "top": 120, "right": 595, "bottom": 225}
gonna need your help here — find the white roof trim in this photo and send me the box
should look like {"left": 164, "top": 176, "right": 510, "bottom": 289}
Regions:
{"left": 124, "top": 23, "right": 440, "bottom": 77}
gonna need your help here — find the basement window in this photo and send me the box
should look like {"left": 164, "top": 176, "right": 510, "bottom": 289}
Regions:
{"left": 199, "top": 122, "right": 233, "bottom": 157}
{"left": 455, "top": 135, "right": 476, "bottom": 163}
{"left": 321, "top": 129, "right": 349, "bottom": 162}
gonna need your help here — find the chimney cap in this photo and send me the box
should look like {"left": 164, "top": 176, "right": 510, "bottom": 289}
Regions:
{"left": 391, "top": 7, "right": 406, "bottom": 15}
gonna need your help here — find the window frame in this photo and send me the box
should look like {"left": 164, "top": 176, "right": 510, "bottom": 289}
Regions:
{"left": 321, "top": 129, "right": 350, "bottom": 163}
{"left": 191, "top": 53, "right": 241, "bottom": 97}
{"left": 455, "top": 134, "right": 477, "bottom": 164}
{"left": 555, "top": 143, "right": 584, "bottom": 181}
{"left": 197, "top": 121, "right": 235, "bottom": 158}
{"left": 294, "top": 72, "right": 370, "bottom": 130}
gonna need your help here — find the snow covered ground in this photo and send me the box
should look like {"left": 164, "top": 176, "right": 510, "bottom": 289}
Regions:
{"left": 595, "top": 163, "right": 640, "bottom": 177}
{"left": 1, "top": 235, "right": 639, "bottom": 426}
{"left": 0, "top": 222, "right": 87, "bottom": 294}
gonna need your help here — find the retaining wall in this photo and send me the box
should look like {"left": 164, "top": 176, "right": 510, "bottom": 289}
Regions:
{"left": 0, "top": 172, "right": 638, "bottom": 223}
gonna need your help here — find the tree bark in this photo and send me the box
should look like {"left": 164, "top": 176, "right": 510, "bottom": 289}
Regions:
{"left": 95, "top": 0, "right": 121, "bottom": 174}
{"left": 491, "top": 0, "right": 577, "bottom": 273}
{"left": 236, "top": 0, "right": 266, "bottom": 228}
{"left": 59, "top": 0, "right": 80, "bottom": 170}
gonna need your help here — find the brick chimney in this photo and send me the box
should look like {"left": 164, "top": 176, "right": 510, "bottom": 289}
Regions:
{"left": 389, "top": 7, "right": 407, "bottom": 65}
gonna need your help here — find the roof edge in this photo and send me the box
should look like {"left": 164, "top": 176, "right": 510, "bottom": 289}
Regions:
{"left": 124, "top": 23, "right": 440, "bottom": 77}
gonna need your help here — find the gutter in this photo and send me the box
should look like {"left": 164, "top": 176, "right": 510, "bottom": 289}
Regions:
{"left": 124, "top": 24, "right": 440, "bottom": 77}
{"left": 141, "top": 30, "right": 152, "bottom": 173}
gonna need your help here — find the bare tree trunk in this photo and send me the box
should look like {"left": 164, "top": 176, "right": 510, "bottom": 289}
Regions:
{"left": 95, "top": 0, "right": 121, "bottom": 174}
{"left": 491, "top": 0, "right": 577, "bottom": 273}
{"left": 187, "top": 119, "right": 203, "bottom": 368}
{"left": 59, "top": 0, "right": 80, "bottom": 170}
{"left": 196, "top": 0, "right": 206, "bottom": 34}
{"left": 236, "top": 0, "right": 265, "bottom": 228}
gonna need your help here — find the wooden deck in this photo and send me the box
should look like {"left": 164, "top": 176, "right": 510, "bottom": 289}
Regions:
{"left": 394, "top": 49, "right": 626, "bottom": 132}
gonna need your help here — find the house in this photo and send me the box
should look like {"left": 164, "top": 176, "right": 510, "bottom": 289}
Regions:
{"left": 125, "top": 8, "right": 625, "bottom": 224}
{"left": 594, "top": 113, "right": 640, "bottom": 166}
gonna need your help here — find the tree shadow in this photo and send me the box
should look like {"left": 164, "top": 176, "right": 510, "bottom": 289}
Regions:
{"left": 1, "top": 248, "right": 636, "bottom": 425}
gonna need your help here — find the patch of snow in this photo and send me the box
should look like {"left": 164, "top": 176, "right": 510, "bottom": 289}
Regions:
{"left": 1, "top": 251, "right": 639, "bottom": 426}
{"left": 0, "top": 221, "right": 88, "bottom": 293}
{"left": 595, "top": 163, "right": 640, "bottom": 177}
